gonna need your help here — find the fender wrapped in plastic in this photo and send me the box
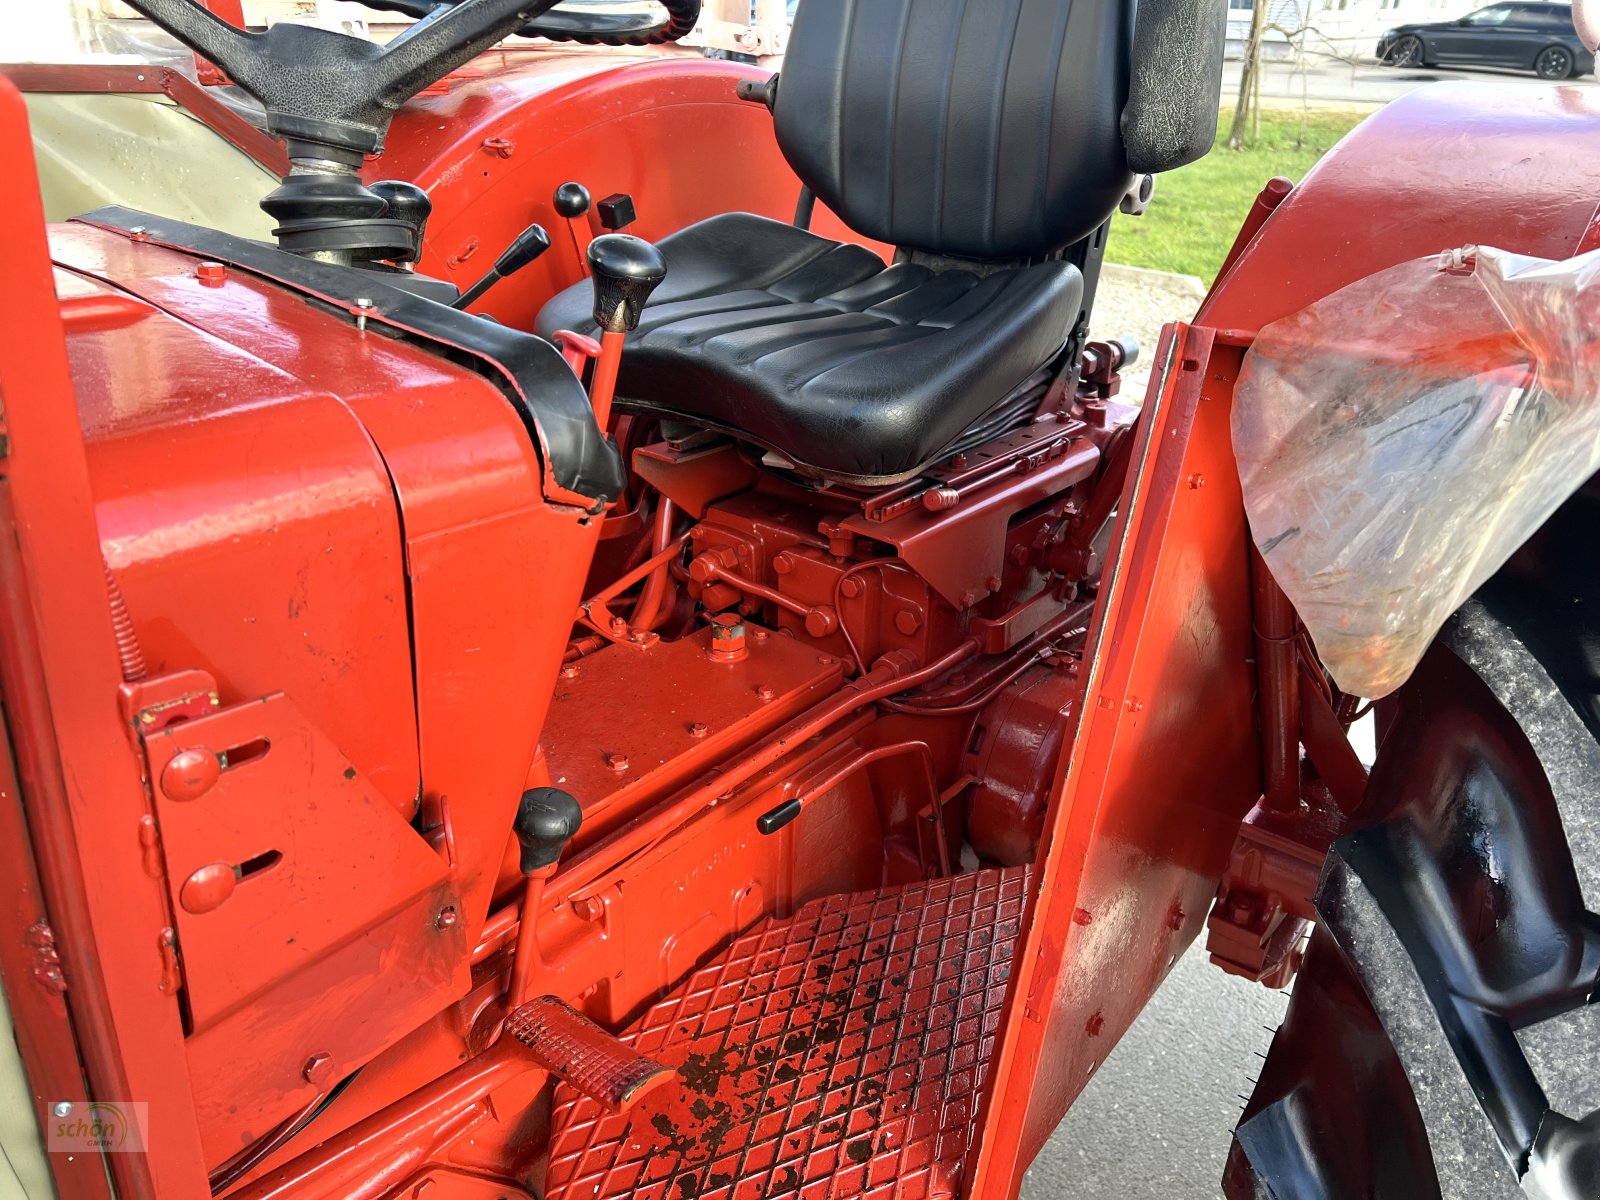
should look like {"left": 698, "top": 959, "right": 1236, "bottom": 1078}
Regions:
{"left": 1233, "top": 245, "right": 1600, "bottom": 698}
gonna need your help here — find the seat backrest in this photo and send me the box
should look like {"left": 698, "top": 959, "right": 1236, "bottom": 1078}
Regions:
{"left": 773, "top": 0, "right": 1135, "bottom": 262}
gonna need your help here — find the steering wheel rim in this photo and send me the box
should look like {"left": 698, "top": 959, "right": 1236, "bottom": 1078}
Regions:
{"left": 359, "top": 0, "right": 702, "bottom": 47}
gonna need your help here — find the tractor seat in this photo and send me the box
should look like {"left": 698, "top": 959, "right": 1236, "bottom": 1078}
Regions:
{"left": 535, "top": 213, "right": 1083, "bottom": 484}
{"left": 535, "top": 0, "right": 1227, "bottom": 485}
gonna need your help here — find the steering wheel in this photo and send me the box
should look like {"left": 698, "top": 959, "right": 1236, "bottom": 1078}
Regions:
{"left": 359, "top": 0, "right": 702, "bottom": 47}
{"left": 120, "top": 0, "right": 701, "bottom": 163}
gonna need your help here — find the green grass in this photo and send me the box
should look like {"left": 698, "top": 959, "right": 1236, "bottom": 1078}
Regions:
{"left": 1107, "top": 109, "right": 1366, "bottom": 284}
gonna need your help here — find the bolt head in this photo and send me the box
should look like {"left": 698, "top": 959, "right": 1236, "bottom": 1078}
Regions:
{"left": 560, "top": 664, "right": 579, "bottom": 679}
{"left": 51, "top": 1101, "right": 72, "bottom": 1118}
{"left": 605, "top": 752, "right": 630, "bottom": 772}
{"left": 434, "top": 906, "right": 459, "bottom": 931}
{"left": 688, "top": 722, "right": 709, "bottom": 739}
{"left": 161, "top": 747, "right": 221, "bottom": 802}
{"left": 302, "top": 1052, "right": 334, "bottom": 1086}
{"left": 196, "top": 260, "right": 227, "bottom": 286}
{"left": 755, "top": 685, "right": 776, "bottom": 702}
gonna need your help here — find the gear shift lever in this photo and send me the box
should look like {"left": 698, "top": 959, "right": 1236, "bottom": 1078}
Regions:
{"left": 585, "top": 234, "right": 667, "bottom": 429}
{"left": 508, "top": 787, "right": 582, "bottom": 1008}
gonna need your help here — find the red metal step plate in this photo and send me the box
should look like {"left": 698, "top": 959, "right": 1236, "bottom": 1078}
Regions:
{"left": 544, "top": 867, "right": 1032, "bottom": 1200}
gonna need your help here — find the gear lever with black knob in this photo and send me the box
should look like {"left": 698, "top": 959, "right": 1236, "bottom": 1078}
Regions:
{"left": 584, "top": 233, "right": 667, "bottom": 429}
{"left": 507, "top": 787, "right": 582, "bottom": 1008}
{"left": 451, "top": 222, "right": 552, "bottom": 311}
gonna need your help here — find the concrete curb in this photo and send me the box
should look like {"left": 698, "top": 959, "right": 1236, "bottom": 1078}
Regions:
{"left": 1101, "top": 261, "right": 1209, "bottom": 303}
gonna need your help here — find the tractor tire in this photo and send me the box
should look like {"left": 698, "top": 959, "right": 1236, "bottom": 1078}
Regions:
{"left": 1536, "top": 45, "right": 1577, "bottom": 78}
{"left": 1225, "top": 601, "right": 1600, "bottom": 1199}
{"left": 1386, "top": 35, "right": 1427, "bottom": 67}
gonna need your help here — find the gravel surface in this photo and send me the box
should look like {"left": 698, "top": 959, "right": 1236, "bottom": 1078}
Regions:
{"left": 1092, "top": 263, "right": 1208, "bottom": 401}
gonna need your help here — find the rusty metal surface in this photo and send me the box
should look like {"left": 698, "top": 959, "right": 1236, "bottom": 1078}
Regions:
{"left": 544, "top": 867, "right": 1031, "bottom": 1200}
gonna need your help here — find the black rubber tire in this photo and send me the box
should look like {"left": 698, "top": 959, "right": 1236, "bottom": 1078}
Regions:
{"left": 1386, "top": 34, "right": 1426, "bottom": 66}
{"left": 1536, "top": 45, "right": 1576, "bottom": 78}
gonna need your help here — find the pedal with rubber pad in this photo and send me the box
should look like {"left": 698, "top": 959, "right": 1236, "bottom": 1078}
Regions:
{"left": 544, "top": 866, "right": 1032, "bottom": 1199}
{"left": 504, "top": 995, "right": 675, "bottom": 1112}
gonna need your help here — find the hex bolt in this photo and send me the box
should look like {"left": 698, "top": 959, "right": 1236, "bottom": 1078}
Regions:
{"left": 605, "top": 752, "right": 630, "bottom": 772}
{"left": 196, "top": 260, "right": 227, "bottom": 286}
{"left": 688, "top": 722, "right": 709, "bottom": 739}
{"left": 302, "top": 1052, "right": 334, "bottom": 1086}
{"left": 709, "top": 613, "right": 748, "bottom": 663}
{"left": 52, "top": 1101, "right": 72, "bottom": 1118}
{"left": 434, "top": 906, "right": 459, "bottom": 932}
{"left": 755, "top": 685, "right": 776, "bottom": 702}
{"left": 839, "top": 576, "right": 865, "bottom": 599}
{"left": 354, "top": 298, "right": 373, "bottom": 333}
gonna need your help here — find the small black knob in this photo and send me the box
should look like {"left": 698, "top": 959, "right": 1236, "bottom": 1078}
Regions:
{"left": 597, "top": 192, "right": 637, "bottom": 232}
{"left": 553, "top": 182, "right": 592, "bottom": 220}
{"left": 513, "top": 788, "right": 583, "bottom": 875}
{"left": 370, "top": 180, "right": 432, "bottom": 262}
{"left": 588, "top": 234, "right": 667, "bottom": 335}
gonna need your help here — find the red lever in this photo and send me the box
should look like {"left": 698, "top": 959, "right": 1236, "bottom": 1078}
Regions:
{"left": 551, "top": 329, "right": 602, "bottom": 377}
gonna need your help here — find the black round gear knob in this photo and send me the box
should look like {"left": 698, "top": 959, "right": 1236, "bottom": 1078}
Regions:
{"left": 588, "top": 234, "right": 667, "bottom": 335}
{"left": 553, "top": 181, "right": 592, "bottom": 219}
{"left": 513, "top": 787, "right": 583, "bottom": 875}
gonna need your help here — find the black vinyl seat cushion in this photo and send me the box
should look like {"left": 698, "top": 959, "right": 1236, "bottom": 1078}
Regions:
{"left": 535, "top": 213, "right": 1084, "bottom": 483}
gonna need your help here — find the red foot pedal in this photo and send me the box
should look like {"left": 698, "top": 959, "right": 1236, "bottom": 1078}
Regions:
{"left": 545, "top": 867, "right": 1032, "bottom": 1199}
{"left": 504, "top": 995, "right": 675, "bottom": 1112}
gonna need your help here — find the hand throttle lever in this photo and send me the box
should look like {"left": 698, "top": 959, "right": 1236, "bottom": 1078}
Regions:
{"left": 451, "top": 223, "right": 552, "bottom": 311}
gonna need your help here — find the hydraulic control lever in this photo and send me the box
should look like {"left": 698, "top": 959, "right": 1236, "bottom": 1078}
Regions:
{"left": 553, "top": 181, "right": 594, "bottom": 272}
{"left": 507, "top": 787, "right": 582, "bottom": 1008}
{"left": 586, "top": 233, "right": 667, "bottom": 428}
{"left": 450, "top": 222, "right": 552, "bottom": 310}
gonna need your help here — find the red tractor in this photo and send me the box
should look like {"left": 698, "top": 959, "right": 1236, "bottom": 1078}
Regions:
{"left": 2, "top": 2, "right": 1598, "bottom": 1197}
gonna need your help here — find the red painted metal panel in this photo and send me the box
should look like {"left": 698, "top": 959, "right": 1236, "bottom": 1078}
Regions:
{"left": 970, "top": 327, "right": 1263, "bottom": 1195}
{"left": 0, "top": 77, "right": 210, "bottom": 1197}
{"left": 49, "top": 221, "right": 605, "bottom": 949}
{"left": 47, "top": 230, "right": 424, "bottom": 820}
{"left": 1200, "top": 82, "right": 1600, "bottom": 338}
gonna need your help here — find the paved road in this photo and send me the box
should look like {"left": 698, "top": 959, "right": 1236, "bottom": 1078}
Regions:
{"left": 1223, "top": 53, "right": 1572, "bottom": 109}
{"left": 1020, "top": 944, "right": 1290, "bottom": 1200}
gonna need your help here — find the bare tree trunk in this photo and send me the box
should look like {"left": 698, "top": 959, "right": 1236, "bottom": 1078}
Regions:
{"left": 1228, "top": 0, "right": 1269, "bottom": 149}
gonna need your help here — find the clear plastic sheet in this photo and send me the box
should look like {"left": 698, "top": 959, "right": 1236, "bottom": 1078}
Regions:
{"left": 1233, "top": 244, "right": 1600, "bottom": 699}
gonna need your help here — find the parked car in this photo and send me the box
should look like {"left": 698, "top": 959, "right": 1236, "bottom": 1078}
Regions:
{"left": 1377, "top": 1, "right": 1593, "bottom": 77}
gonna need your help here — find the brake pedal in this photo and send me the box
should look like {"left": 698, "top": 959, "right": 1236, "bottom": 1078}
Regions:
{"left": 504, "top": 995, "right": 675, "bottom": 1112}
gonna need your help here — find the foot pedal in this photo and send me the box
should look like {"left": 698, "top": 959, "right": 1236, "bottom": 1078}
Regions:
{"left": 545, "top": 867, "right": 1031, "bottom": 1199}
{"left": 504, "top": 995, "right": 675, "bottom": 1112}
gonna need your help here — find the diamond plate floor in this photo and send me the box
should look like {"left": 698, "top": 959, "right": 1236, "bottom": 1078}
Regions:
{"left": 544, "top": 867, "right": 1032, "bottom": 1200}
